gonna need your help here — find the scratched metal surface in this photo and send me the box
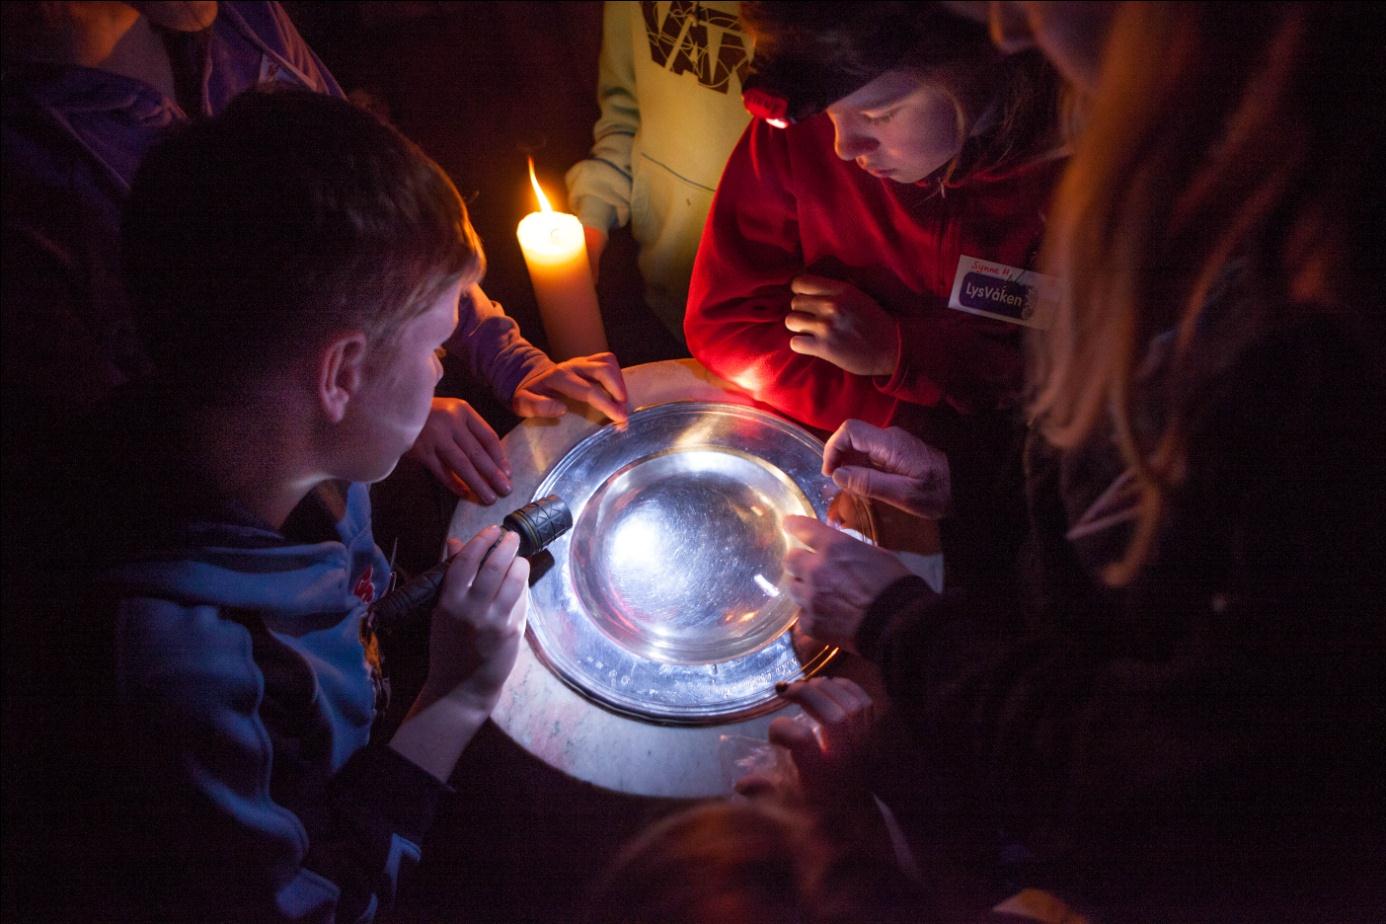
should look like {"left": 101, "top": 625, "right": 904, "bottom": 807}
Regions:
{"left": 529, "top": 401, "right": 871, "bottom": 723}
{"left": 448, "top": 360, "right": 867, "bottom": 796}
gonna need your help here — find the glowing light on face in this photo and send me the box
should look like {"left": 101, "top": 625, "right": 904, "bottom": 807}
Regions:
{"left": 825, "top": 70, "right": 965, "bottom": 184}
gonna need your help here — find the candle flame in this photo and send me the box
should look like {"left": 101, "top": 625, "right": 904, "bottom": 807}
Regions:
{"left": 527, "top": 157, "right": 553, "bottom": 214}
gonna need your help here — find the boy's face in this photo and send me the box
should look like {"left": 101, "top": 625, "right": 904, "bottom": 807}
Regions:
{"left": 824, "top": 69, "right": 964, "bottom": 184}
{"left": 340, "top": 279, "right": 462, "bottom": 484}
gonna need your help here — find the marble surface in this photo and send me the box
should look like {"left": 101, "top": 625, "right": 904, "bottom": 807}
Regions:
{"left": 449, "top": 359, "right": 802, "bottom": 798}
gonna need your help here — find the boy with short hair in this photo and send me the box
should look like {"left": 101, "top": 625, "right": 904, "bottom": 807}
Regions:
{"left": 41, "top": 88, "right": 526, "bottom": 923}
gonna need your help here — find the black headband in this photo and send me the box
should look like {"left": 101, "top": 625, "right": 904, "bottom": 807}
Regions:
{"left": 740, "top": 13, "right": 923, "bottom": 126}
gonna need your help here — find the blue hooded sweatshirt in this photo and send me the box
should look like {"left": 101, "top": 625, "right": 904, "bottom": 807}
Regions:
{"left": 95, "top": 480, "right": 448, "bottom": 922}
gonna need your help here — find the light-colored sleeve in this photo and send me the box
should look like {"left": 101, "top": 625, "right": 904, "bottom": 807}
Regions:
{"left": 564, "top": 1, "right": 640, "bottom": 233}
{"left": 443, "top": 284, "right": 553, "bottom": 404}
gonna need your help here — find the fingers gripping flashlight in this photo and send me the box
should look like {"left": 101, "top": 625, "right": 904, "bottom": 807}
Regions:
{"left": 369, "top": 495, "right": 573, "bottom": 633}
{"left": 499, "top": 494, "right": 575, "bottom": 558}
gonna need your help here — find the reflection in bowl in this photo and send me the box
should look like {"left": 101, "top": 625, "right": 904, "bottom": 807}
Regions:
{"left": 572, "top": 448, "right": 811, "bottom": 663}
{"left": 526, "top": 402, "right": 873, "bottom": 723}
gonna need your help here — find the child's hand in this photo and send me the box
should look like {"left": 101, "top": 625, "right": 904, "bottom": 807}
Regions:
{"left": 391, "top": 527, "right": 528, "bottom": 781}
{"left": 512, "top": 354, "right": 630, "bottom": 423}
{"left": 736, "top": 677, "right": 877, "bottom": 805}
{"left": 785, "top": 274, "right": 900, "bottom": 376}
{"left": 407, "top": 397, "right": 512, "bottom": 504}
{"left": 420, "top": 527, "right": 529, "bottom": 711}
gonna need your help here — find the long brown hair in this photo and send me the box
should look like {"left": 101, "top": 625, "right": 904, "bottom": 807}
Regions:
{"left": 1033, "top": 2, "right": 1385, "bottom": 584}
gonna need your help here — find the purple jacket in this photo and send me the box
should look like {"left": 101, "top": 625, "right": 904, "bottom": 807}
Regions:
{"left": 1, "top": 2, "right": 547, "bottom": 436}
{"left": 2, "top": 3, "right": 342, "bottom": 417}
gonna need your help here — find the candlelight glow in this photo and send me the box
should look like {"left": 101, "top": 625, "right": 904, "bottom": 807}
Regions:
{"left": 730, "top": 365, "right": 763, "bottom": 395}
{"left": 528, "top": 156, "right": 554, "bottom": 214}
{"left": 517, "top": 157, "right": 608, "bottom": 358}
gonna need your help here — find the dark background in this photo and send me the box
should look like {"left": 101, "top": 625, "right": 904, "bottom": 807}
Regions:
{"left": 280, "top": 4, "right": 691, "bottom": 921}
{"left": 284, "top": 0, "right": 687, "bottom": 371}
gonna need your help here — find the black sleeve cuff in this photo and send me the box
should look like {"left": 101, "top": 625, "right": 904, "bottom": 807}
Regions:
{"left": 332, "top": 743, "right": 454, "bottom": 845}
{"left": 855, "top": 575, "right": 933, "bottom": 663}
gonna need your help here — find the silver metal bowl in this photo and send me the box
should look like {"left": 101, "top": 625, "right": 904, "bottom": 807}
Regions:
{"left": 527, "top": 401, "right": 873, "bottom": 724}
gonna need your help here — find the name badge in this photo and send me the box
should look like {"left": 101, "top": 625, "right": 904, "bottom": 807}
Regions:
{"left": 947, "top": 255, "right": 1060, "bottom": 330}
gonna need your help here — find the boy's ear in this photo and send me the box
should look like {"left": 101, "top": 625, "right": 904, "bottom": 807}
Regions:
{"left": 317, "top": 331, "right": 370, "bottom": 423}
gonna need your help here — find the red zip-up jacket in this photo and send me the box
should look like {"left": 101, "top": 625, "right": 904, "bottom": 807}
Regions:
{"left": 686, "top": 114, "right": 1064, "bottom": 432}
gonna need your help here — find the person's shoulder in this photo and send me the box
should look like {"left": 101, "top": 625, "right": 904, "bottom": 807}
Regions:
{"left": 112, "top": 593, "right": 261, "bottom": 705}
{"left": 114, "top": 594, "right": 230, "bottom": 640}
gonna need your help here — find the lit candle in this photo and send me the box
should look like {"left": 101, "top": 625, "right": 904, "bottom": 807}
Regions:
{"left": 517, "top": 158, "right": 608, "bottom": 360}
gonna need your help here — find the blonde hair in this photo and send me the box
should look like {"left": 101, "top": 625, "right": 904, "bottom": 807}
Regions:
{"left": 1032, "top": 2, "right": 1383, "bottom": 584}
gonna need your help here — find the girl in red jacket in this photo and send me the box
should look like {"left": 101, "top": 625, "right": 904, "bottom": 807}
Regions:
{"left": 686, "top": 1, "right": 1068, "bottom": 433}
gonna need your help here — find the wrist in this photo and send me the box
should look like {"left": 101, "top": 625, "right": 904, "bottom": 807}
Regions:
{"left": 414, "top": 678, "right": 504, "bottom": 719}
{"left": 861, "top": 319, "right": 903, "bottom": 378}
{"left": 854, "top": 574, "right": 932, "bottom": 662}
{"left": 391, "top": 693, "right": 493, "bottom": 782}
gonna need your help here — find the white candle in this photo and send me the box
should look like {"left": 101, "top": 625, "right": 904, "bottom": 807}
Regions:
{"left": 517, "top": 158, "right": 608, "bottom": 360}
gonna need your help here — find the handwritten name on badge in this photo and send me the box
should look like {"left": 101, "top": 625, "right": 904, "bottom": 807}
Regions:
{"left": 947, "top": 255, "right": 1060, "bottom": 330}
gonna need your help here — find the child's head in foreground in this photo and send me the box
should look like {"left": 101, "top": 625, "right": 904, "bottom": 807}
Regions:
{"left": 122, "top": 88, "right": 483, "bottom": 484}
{"left": 583, "top": 799, "right": 930, "bottom": 924}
